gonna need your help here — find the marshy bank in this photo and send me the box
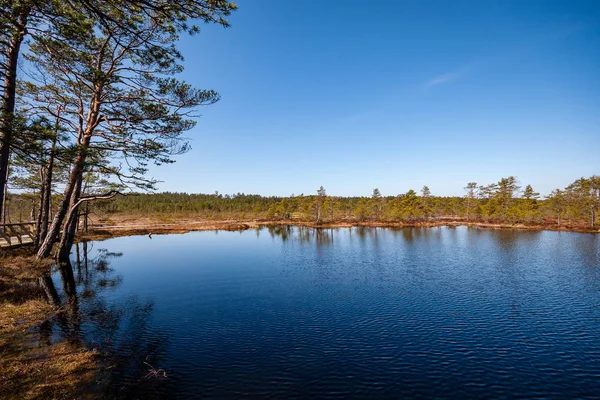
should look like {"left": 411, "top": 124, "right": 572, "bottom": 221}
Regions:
{"left": 0, "top": 248, "right": 100, "bottom": 399}
{"left": 1, "top": 243, "right": 173, "bottom": 399}
{"left": 80, "top": 215, "right": 599, "bottom": 242}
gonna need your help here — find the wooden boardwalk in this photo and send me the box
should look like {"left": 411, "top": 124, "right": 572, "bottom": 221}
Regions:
{"left": 0, "top": 222, "right": 35, "bottom": 248}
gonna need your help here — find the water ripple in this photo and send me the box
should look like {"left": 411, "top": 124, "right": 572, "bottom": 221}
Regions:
{"left": 50, "top": 226, "right": 600, "bottom": 399}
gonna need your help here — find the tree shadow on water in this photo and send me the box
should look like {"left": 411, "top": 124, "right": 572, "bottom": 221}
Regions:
{"left": 38, "top": 242, "right": 173, "bottom": 399}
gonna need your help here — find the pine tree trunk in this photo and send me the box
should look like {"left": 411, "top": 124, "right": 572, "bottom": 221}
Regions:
{"left": 0, "top": 10, "right": 28, "bottom": 223}
{"left": 84, "top": 202, "right": 89, "bottom": 232}
{"left": 36, "top": 144, "right": 88, "bottom": 259}
{"left": 40, "top": 176, "right": 52, "bottom": 242}
{"left": 2, "top": 184, "right": 8, "bottom": 223}
{"left": 57, "top": 206, "right": 78, "bottom": 261}
{"left": 67, "top": 177, "right": 83, "bottom": 245}
{"left": 36, "top": 128, "right": 58, "bottom": 247}
{"left": 33, "top": 172, "right": 45, "bottom": 247}
{"left": 57, "top": 171, "right": 83, "bottom": 260}
{"left": 40, "top": 181, "right": 49, "bottom": 240}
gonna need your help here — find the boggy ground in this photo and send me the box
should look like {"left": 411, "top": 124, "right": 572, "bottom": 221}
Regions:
{"left": 81, "top": 215, "right": 599, "bottom": 241}
{"left": 0, "top": 248, "right": 101, "bottom": 400}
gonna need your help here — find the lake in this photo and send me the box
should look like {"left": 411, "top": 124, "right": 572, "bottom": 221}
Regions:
{"left": 46, "top": 226, "right": 600, "bottom": 398}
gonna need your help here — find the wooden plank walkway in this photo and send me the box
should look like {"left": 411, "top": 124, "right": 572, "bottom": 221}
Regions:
{"left": 0, "top": 222, "right": 35, "bottom": 248}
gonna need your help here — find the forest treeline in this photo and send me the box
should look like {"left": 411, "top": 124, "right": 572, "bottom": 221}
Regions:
{"left": 7, "top": 175, "right": 597, "bottom": 230}
{"left": 101, "top": 175, "right": 600, "bottom": 228}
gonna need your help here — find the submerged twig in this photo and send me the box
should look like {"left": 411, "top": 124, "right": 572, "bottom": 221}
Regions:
{"left": 142, "top": 361, "right": 167, "bottom": 380}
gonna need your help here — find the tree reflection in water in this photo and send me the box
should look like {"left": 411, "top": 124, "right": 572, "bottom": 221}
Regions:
{"left": 265, "top": 225, "right": 334, "bottom": 247}
{"left": 38, "top": 242, "right": 171, "bottom": 399}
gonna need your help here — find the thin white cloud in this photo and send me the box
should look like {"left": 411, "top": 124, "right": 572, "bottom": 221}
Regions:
{"left": 422, "top": 22, "right": 590, "bottom": 90}
{"left": 424, "top": 63, "right": 477, "bottom": 89}
{"left": 425, "top": 71, "right": 461, "bottom": 87}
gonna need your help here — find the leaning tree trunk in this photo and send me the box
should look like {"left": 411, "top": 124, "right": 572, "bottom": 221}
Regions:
{"left": 0, "top": 10, "right": 28, "bottom": 223}
{"left": 57, "top": 204, "right": 78, "bottom": 261}
{"left": 36, "top": 71, "right": 104, "bottom": 259}
{"left": 64, "top": 211, "right": 78, "bottom": 255}
{"left": 36, "top": 141, "right": 89, "bottom": 259}
{"left": 57, "top": 174, "right": 83, "bottom": 261}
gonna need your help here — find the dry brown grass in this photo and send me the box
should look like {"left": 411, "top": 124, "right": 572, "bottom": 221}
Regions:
{"left": 0, "top": 251, "right": 101, "bottom": 400}
{"left": 81, "top": 215, "right": 599, "bottom": 242}
{"left": 80, "top": 218, "right": 260, "bottom": 241}
{"left": 0, "top": 252, "right": 52, "bottom": 304}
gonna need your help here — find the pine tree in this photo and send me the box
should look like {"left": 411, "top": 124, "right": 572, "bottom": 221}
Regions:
{"left": 370, "top": 188, "right": 383, "bottom": 220}
{"left": 522, "top": 184, "right": 540, "bottom": 200}
{"left": 315, "top": 186, "right": 326, "bottom": 224}
{"left": 496, "top": 176, "right": 520, "bottom": 220}
{"left": 421, "top": 185, "right": 432, "bottom": 218}
{"left": 464, "top": 182, "right": 478, "bottom": 221}
{"left": 354, "top": 197, "right": 369, "bottom": 222}
{"left": 519, "top": 184, "right": 541, "bottom": 223}
{"left": 30, "top": 1, "right": 236, "bottom": 259}
{"left": 546, "top": 189, "right": 565, "bottom": 226}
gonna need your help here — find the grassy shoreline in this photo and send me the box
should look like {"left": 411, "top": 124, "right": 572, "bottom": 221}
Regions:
{"left": 0, "top": 248, "right": 101, "bottom": 399}
{"left": 80, "top": 216, "right": 600, "bottom": 241}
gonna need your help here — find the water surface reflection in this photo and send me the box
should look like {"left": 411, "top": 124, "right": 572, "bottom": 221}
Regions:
{"left": 43, "top": 243, "right": 170, "bottom": 398}
{"left": 42, "top": 226, "right": 600, "bottom": 399}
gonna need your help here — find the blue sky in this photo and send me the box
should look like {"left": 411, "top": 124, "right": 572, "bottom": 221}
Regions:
{"left": 150, "top": 0, "right": 599, "bottom": 197}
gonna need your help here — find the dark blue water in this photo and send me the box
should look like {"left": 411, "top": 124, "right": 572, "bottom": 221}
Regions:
{"left": 47, "top": 226, "right": 600, "bottom": 398}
